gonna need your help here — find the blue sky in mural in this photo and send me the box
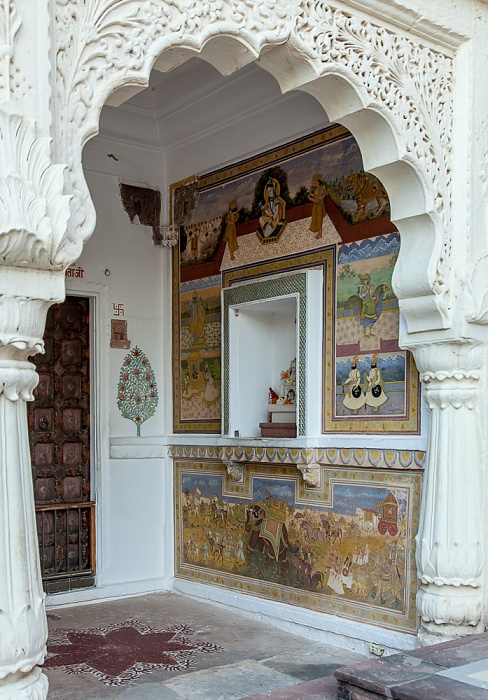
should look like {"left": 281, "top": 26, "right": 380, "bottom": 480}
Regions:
{"left": 338, "top": 232, "right": 400, "bottom": 265}
{"left": 332, "top": 484, "right": 394, "bottom": 515}
{"left": 181, "top": 473, "right": 406, "bottom": 519}
{"left": 253, "top": 478, "right": 295, "bottom": 503}
{"left": 336, "top": 354, "right": 406, "bottom": 384}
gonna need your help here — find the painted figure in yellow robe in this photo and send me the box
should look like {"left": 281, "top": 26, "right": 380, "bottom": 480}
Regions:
{"left": 308, "top": 173, "right": 327, "bottom": 239}
{"left": 225, "top": 200, "right": 240, "bottom": 261}
{"left": 189, "top": 294, "right": 206, "bottom": 342}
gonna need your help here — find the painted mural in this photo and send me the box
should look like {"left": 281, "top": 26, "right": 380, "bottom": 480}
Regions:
{"left": 175, "top": 460, "right": 421, "bottom": 633}
{"left": 329, "top": 234, "right": 420, "bottom": 433}
{"left": 174, "top": 276, "right": 221, "bottom": 431}
{"left": 171, "top": 124, "right": 416, "bottom": 434}
{"left": 173, "top": 125, "right": 391, "bottom": 276}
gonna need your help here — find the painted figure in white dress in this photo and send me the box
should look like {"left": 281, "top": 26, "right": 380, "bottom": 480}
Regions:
{"left": 365, "top": 354, "right": 388, "bottom": 411}
{"left": 342, "top": 356, "right": 366, "bottom": 414}
{"left": 202, "top": 363, "right": 220, "bottom": 405}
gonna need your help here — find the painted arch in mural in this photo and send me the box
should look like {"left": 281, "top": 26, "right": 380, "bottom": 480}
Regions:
{"left": 56, "top": 0, "right": 453, "bottom": 336}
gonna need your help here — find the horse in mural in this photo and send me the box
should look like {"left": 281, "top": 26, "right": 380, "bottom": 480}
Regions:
{"left": 346, "top": 171, "right": 389, "bottom": 222}
{"left": 210, "top": 496, "right": 229, "bottom": 526}
{"left": 245, "top": 502, "right": 297, "bottom": 570}
{"left": 346, "top": 283, "right": 390, "bottom": 337}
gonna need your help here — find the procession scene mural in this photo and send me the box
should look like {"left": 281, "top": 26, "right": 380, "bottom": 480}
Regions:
{"left": 175, "top": 462, "right": 421, "bottom": 632}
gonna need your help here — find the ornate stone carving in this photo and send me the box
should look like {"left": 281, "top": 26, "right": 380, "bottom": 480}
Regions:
{"left": 0, "top": 667, "right": 48, "bottom": 700}
{"left": 0, "top": 1, "right": 21, "bottom": 100}
{"left": 0, "top": 341, "right": 49, "bottom": 695}
{"left": 296, "top": 461, "right": 322, "bottom": 488}
{"left": 169, "top": 444, "right": 426, "bottom": 470}
{"left": 291, "top": 3, "right": 453, "bottom": 323}
{"left": 465, "top": 254, "right": 488, "bottom": 324}
{"left": 0, "top": 109, "right": 72, "bottom": 269}
{"left": 413, "top": 345, "right": 484, "bottom": 644}
{"left": 54, "top": 0, "right": 290, "bottom": 259}
{"left": 224, "top": 460, "right": 244, "bottom": 482}
{"left": 53, "top": 1, "right": 453, "bottom": 327}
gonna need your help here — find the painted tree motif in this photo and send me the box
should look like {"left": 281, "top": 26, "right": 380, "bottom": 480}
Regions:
{"left": 117, "top": 347, "right": 158, "bottom": 436}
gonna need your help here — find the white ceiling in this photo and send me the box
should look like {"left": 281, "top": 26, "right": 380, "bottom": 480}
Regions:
{"left": 99, "top": 57, "right": 330, "bottom": 153}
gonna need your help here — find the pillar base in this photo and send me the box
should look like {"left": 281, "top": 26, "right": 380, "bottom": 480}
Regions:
{"left": 0, "top": 668, "right": 48, "bottom": 700}
{"left": 417, "top": 583, "right": 484, "bottom": 646}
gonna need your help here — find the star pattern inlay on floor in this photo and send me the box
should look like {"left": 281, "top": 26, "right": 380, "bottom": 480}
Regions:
{"left": 44, "top": 619, "right": 223, "bottom": 686}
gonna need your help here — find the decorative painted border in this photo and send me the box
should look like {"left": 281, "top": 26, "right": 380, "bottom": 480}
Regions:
{"left": 222, "top": 273, "right": 307, "bottom": 436}
{"left": 168, "top": 445, "right": 426, "bottom": 471}
{"left": 174, "top": 460, "right": 422, "bottom": 633}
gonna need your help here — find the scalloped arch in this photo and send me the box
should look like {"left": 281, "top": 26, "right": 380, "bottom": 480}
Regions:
{"left": 55, "top": 0, "right": 453, "bottom": 333}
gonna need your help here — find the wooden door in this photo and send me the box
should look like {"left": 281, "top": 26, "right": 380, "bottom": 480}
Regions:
{"left": 28, "top": 297, "right": 95, "bottom": 593}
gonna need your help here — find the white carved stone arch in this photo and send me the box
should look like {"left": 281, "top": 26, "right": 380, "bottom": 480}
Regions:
{"left": 55, "top": 1, "right": 453, "bottom": 339}
{"left": 0, "top": 4, "right": 483, "bottom": 697}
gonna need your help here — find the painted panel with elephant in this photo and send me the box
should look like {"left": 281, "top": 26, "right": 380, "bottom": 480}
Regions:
{"left": 175, "top": 461, "right": 422, "bottom": 633}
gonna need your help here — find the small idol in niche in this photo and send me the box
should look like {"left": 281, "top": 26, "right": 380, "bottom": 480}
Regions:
{"left": 276, "top": 358, "right": 296, "bottom": 404}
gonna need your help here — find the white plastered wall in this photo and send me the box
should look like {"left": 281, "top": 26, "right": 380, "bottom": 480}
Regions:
{"left": 47, "top": 137, "right": 174, "bottom": 606}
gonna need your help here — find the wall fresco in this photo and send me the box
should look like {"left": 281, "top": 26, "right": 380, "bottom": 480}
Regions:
{"left": 174, "top": 276, "right": 221, "bottom": 431}
{"left": 328, "top": 233, "right": 419, "bottom": 433}
{"left": 171, "top": 125, "right": 409, "bottom": 434}
{"left": 172, "top": 125, "right": 393, "bottom": 280}
{"left": 175, "top": 460, "right": 422, "bottom": 633}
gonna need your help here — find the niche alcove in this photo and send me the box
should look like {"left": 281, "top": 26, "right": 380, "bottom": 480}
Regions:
{"left": 222, "top": 270, "right": 323, "bottom": 439}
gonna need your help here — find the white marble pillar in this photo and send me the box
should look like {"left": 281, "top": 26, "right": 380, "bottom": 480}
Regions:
{"left": 0, "top": 294, "right": 58, "bottom": 698}
{"left": 413, "top": 343, "right": 484, "bottom": 645}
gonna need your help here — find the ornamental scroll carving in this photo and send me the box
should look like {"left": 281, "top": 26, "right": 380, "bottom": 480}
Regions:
{"left": 0, "top": 110, "right": 72, "bottom": 269}
{"left": 293, "top": 3, "right": 453, "bottom": 293}
{"left": 54, "top": 0, "right": 454, "bottom": 293}
{"left": 54, "top": 0, "right": 290, "bottom": 262}
{"left": 0, "top": 0, "right": 21, "bottom": 100}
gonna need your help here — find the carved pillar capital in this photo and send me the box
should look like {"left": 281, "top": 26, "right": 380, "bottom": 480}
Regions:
{"left": 408, "top": 341, "right": 485, "bottom": 644}
{"left": 420, "top": 369, "right": 480, "bottom": 410}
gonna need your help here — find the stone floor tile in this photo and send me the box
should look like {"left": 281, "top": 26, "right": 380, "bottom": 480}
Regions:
{"left": 162, "top": 660, "right": 299, "bottom": 700}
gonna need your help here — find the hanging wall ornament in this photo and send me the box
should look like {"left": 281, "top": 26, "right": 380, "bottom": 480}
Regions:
{"left": 117, "top": 346, "right": 159, "bottom": 436}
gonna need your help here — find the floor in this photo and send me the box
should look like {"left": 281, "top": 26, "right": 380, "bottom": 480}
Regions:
{"left": 336, "top": 630, "right": 488, "bottom": 699}
{"left": 44, "top": 591, "right": 365, "bottom": 700}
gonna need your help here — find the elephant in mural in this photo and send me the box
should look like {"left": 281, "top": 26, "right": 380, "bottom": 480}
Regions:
{"left": 245, "top": 503, "right": 297, "bottom": 570}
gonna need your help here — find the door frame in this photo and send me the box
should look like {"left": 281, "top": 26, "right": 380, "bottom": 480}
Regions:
{"left": 48, "top": 279, "right": 110, "bottom": 597}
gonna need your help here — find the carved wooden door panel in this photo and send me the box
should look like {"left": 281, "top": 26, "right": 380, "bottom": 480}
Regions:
{"left": 28, "top": 296, "right": 95, "bottom": 593}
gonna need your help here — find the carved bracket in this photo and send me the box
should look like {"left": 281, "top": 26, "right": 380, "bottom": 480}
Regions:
{"left": 296, "top": 461, "right": 322, "bottom": 488}
{"left": 223, "top": 460, "right": 244, "bottom": 483}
